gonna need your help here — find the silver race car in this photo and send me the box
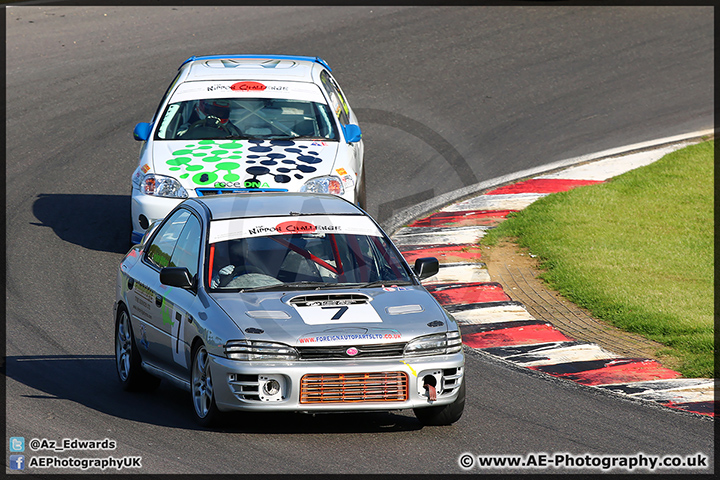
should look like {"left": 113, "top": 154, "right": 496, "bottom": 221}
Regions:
{"left": 114, "top": 193, "right": 465, "bottom": 426}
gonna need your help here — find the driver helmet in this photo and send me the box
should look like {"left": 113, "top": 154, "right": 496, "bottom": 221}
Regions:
{"left": 198, "top": 99, "right": 231, "bottom": 123}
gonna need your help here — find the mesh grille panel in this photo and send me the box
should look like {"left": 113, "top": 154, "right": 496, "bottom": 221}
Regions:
{"left": 300, "top": 372, "right": 408, "bottom": 403}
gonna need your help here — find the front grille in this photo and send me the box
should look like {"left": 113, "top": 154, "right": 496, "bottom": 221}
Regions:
{"left": 300, "top": 372, "right": 408, "bottom": 404}
{"left": 196, "top": 188, "right": 288, "bottom": 196}
{"left": 297, "top": 342, "right": 406, "bottom": 360}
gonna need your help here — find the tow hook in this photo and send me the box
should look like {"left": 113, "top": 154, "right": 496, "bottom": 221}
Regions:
{"left": 422, "top": 375, "right": 437, "bottom": 402}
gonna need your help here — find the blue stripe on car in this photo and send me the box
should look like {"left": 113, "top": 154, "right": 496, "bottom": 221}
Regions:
{"left": 180, "top": 55, "right": 332, "bottom": 71}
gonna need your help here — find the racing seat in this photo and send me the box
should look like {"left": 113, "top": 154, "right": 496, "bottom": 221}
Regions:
{"left": 277, "top": 251, "right": 323, "bottom": 283}
{"left": 293, "top": 118, "right": 317, "bottom": 137}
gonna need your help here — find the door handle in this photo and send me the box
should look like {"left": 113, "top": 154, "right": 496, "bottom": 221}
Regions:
{"left": 155, "top": 293, "right": 163, "bottom": 308}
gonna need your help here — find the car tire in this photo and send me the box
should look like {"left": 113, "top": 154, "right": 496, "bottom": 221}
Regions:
{"left": 191, "top": 343, "right": 222, "bottom": 427}
{"left": 413, "top": 379, "right": 465, "bottom": 426}
{"left": 115, "top": 306, "right": 160, "bottom": 391}
{"left": 356, "top": 163, "right": 367, "bottom": 210}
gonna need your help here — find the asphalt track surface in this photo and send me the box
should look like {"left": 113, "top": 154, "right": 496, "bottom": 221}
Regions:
{"left": 5, "top": 5, "right": 714, "bottom": 475}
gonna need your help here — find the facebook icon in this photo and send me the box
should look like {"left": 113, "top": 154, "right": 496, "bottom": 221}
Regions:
{"left": 9, "top": 455, "right": 25, "bottom": 470}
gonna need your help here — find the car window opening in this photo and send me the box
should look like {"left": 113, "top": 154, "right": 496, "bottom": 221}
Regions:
{"left": 207, "top": 232, "right": 410, "bottom": 291}
{"left": 155, "top": 98, "right": 339, "bottom": 141}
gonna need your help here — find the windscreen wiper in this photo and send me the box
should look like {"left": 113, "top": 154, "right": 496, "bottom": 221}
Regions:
{"left": 359, "top": 280, "right": 414, "bottom": 289}
{"left": 222, "top": 134, "right": 254, "bottom": 140}
{"left": 292, "top": 136, "right": 338, "bottom": 141}
{"left": 240, "top": 281, "right": 330, "bottom": 293}
{"left": 262, "top": 135, "right": 335, "bottom": 141}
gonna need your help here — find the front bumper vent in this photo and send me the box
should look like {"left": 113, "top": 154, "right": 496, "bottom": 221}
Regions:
{"left": 228, "top": 374, "right": 261, "bottom": 402}
{"left": 300, "top": 372, "right": 408, "bottom": 404}
{"left": 196, "top": 187, "right": 288, "bottom": 196}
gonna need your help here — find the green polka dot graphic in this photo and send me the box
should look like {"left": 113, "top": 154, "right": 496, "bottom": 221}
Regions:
{"left": 166, "top": 140, "right": 245, "bottom": 186}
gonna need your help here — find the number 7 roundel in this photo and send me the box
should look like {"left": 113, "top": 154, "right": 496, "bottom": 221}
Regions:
{"left": 293, "top": 303, "right": 382, "bottom": 325}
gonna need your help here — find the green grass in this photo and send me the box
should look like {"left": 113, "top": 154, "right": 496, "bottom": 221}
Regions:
{"left": 482, "top": 140, "right": 714, "bottom": 378}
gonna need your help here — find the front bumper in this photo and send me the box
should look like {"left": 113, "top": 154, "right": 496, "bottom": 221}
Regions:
{"left": 209, "top": 351, "right": 464, "bottom": 412}
{"left": 130, "top": 188, "right": 183, "bottom": 243}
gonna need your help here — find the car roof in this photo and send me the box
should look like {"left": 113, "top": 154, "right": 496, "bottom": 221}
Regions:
{"left": 179, "top": 55, "right": 330, "bottom": 83}
{"left": 187, "top": 193, "right": 364, "bottom": 221}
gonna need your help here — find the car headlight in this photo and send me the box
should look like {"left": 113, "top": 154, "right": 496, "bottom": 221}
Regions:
{"left": 446, "top": 330, "right": 463, "bottom": 353}
{"left": 224, "top": 340, "right": 298, "bottom": 361}
{"left": 141, "top": 174, "right": 188, "bottom": 198}
{"left": 404, "top": 331, "right": 462, "bottom": 357}
{"left": 300, "top": 175, "right": 345, "bottom": 195}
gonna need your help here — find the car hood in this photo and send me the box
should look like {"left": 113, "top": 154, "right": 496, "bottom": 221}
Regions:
{"left": 151, "top": 139, "right": 339, "bottom": 193}
{"left": 209, "top": 286, "right": 451, "bottom": 347}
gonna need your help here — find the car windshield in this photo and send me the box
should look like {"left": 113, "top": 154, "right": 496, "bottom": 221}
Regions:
{"left": 206, "top": 226, "right": 413, "bottom": 292}
{"left": 155, "top": 98, "right": 339, "bottom": 141}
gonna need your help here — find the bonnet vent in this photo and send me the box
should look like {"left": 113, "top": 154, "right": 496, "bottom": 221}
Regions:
{"left": 288, "top": 293, "right": 370, "bottom": 307}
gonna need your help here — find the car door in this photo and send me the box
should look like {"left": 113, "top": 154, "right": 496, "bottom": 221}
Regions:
{"left": 131, "top": 208, "right": 197, "bottom": 375}
{"left": 154, "top": 211, "right": 203, "bottom": 378}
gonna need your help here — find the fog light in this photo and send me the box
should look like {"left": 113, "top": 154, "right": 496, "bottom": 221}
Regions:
{"left": 263, "top": 379, "right": 281, "bottom": 396}
{"left": 258, "top": 375, "right": 285, "bottom": 401}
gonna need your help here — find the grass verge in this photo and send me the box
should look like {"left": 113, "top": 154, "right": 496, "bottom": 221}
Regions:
{"left": 481, "top": 140, "right": 714, "bottom": 378}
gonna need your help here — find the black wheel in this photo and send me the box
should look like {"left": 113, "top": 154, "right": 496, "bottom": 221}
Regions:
{"left": 356, "top": 162, "right": 367, "bottom": 210}
{"left": 191, "top": 343, "right": 223, "bottom": 427}
{"left": 115, "top": 306, "right": 160, "bottom": 391}
{"left": 413, "top": 379, "right": 465, "bottom": 426}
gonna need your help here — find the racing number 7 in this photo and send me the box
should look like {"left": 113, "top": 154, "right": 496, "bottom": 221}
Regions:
{"left": 321, "top": 305, "right": 349, "bottom": 320}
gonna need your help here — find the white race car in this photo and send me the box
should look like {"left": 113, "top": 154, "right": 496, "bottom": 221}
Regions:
{"left": 130, "top": 55, "right": 365, "bottom": 244}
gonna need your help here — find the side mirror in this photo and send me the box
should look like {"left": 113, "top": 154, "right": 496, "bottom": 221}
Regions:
{"left": 413, "top": 257, "right": 439, "bottom": 280}
{"left": 160, "top": 267, "right": 194, "bottom": 289}
{"left": 133, "top": 122, "right": 152, "bottom": 142}
{"left": 341, "top": 124, "right": 362, "bottom": 143}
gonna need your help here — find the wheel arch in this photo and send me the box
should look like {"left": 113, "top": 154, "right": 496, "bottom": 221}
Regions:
{"left": 190, "top": 336, "right": 206, "bottom": 356}
{"left": 115, "top": 300, "right": 128, "bottom": 318}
